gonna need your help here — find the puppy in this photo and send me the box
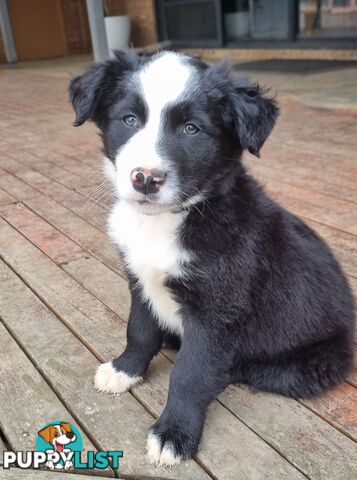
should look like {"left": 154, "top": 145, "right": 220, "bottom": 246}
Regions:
{"left": 38, "top": 422, "right": 76, "bottom": 469}
{"left": 69, "top": 51, "right": 354, "bottom": 467}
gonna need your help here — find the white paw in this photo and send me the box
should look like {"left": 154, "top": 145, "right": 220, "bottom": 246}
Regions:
{"left": 146, "top": 432, "right": 182, "bottom": 467}
{"left": 94, "top": 362, "right": 142, "bottom": 394}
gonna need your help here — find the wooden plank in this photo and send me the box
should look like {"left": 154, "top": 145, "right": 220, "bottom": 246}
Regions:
{"left": 219, "top": 385, "right": 357, "bottom": 480}
{"left": 0, "top": 155, "right": 29, "bottom": 175}
{"left": 302, "top": 383, "right": 357, "bottom": 441}
{"left": 0, "top": 218, "right": 127, "bottom": 359}
{"left": 0, "top": 435, "right": 7, "bottom": 465}
{"left": 23, "top": 142, "right": 101, "bottom": 171}
{"left": 0, "top": 173, "right": 38, "bottom": 201}
{"left": 0, "top": 322, "right": 103, "bottom": 472}
{"left": 0, "top": 155, "right": 110, "bottom": 231}
{"left": 259, "top": 140, "right": 357, "bottom": 186}
{"left": 263, "top": 179, "right": 357, "bottom": 236}
{"left": 0, "top": 471, "right": 117, "bottom": 480}
{"left": 63, "top": 256, "right": 131, "bottom": 320}
{"left": 2, "top": 145, "right": 97, "bottom": 181}
{"left": 22, "top": 159, "right": 96, "bottom": 191}
{"left": 0, "top": 221, "right": 305, "bottom": 479}
{"left": 249, "top": 161, "right": 357, "bottom": 205}
{"left": 17, "top": 169, "right": 109, "bottom": 232}
{"left": 22, "top": 193, "right": 123, "bottom": 276}
{"left": 33, "top": 152, "right": 102, "bottom": 183}
{"left": 0, "top": 260, "right": 209, "bottom": 480}
{"left": 0, "top": 187, "right": 16, "bottom": 206}
{"left": 0, "top": 203, "right": 86, "bottom": 264}
{"left": 281, "top": 139, "right": 357, "bottom": 167}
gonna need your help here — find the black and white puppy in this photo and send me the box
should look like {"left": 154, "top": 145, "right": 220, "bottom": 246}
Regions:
{"left": 69, "top": 51, "right": 355, "bottom": 467}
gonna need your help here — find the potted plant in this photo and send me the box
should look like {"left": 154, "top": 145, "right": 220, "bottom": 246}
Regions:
{"left": 104, "top": 0, "right": 131, "bottom": 55}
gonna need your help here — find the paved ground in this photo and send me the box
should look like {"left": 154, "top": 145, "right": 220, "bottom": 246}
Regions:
{"left": 0, "top": 55, "right": 356, "bottom": 479}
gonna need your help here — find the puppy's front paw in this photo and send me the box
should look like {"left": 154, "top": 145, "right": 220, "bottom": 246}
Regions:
{"left": 94, "top": 362, "right": 142, "bottom": 394}
{"left": 146, "top": 422, "right": 197, "bottom": 467}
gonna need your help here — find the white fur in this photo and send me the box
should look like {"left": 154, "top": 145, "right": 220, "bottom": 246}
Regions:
{"left": 103, "top": 156, "right": 117, "bottom": 184}
{"left": 104, "top": 53, "right": 194, "bottom": 337}
{"left": 146, "top": 432, "right": 182, "bottom": 467}
{"left": 108, "top": 200, "right": 189, "bottom": 336}
{"left": 94, "top": 362, "right": 142, "bottom": 394}
{"left": 114, "top": 52, "right": 193, "bottom": 203}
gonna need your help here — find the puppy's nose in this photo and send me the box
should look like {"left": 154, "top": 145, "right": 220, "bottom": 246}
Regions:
{"left": 66, "top": 432, "right": 75, "bottom": 440}
{"left": 130, "top": 168, "right": 166, "bottom": 195}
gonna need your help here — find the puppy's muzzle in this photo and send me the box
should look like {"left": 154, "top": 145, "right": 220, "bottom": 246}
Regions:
{"left": 131, "top": 168, "right": 166, "bottom": 195}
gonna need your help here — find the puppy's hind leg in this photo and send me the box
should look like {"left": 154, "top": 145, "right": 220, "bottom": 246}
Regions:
{"left": 95, "top": 283, "right": 164, "bottom": 395}
{"left": 242, "top": 334, "right": 354, "bottom": 398}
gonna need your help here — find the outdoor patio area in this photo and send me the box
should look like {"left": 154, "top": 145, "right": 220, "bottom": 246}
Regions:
{"left": 0, "top": 55, "right": 356, "bottom": 479}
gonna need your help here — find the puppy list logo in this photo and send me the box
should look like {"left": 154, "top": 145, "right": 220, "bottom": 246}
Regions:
{"left": 36, "top": 421, "right": 82, "bottom": 470}
{"left": 3, "top": 420, "right": 123, "bottom": 470}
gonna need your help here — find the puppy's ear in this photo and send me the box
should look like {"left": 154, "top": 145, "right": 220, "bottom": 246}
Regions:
{"left": 68, "top": 63, "right": 107, "bottom": 127}
{"left": 38, "top": 425, "right": 53, "bottom": 443}
{"left": 231, "top": 78, "right": 279, "bottom": 157}
{"left": 68, "top": 50, "right": 139, "bottom": 127}
{"left": 60, "top": 422, "right": 72, "bottom": 433}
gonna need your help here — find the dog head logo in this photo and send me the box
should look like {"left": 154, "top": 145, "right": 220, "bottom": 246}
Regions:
{"left": 36, "top": 421, "right": 82, "bottom": 470}
{"left": 38, "top": 422, "right": 76, "bottom": 453}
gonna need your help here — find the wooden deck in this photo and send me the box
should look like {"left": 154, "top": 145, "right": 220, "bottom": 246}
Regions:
{"left": 0, "top": 56, "right": 356, "bottom": 480}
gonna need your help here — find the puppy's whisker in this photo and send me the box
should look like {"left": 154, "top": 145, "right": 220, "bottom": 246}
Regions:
{"left": 81, "top": 181, "right": 114, "bottom": 209}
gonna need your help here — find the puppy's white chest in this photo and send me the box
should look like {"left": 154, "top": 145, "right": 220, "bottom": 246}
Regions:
{"left": 108, "top": 202, "right": 189, "bottom": 336}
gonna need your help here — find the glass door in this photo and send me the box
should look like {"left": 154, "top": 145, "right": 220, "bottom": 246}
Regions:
{"left": 298, "top": 0, "right": 357, "bottom": 38}
{"left": 223, "top": 0, "right": 296, "bottom": 43}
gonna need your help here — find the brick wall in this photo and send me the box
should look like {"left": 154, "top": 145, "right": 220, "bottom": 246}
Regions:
{"left": 124, "top": 0, "right": 158, "bottom": 47}
{"left": 107, "top": 0, "right": 158, "bottom": 47}
{"left": 61, "top": 0, "right": 92, "bottom": 55}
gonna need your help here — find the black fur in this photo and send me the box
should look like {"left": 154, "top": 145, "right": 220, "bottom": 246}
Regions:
{"left": 69, "top": 51, "right": 355, "bottom": 462}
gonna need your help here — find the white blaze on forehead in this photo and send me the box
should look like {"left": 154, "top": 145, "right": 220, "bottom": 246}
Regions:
{"left": 138, "top": 52, "right": 192, "bottom": 121}
{"left": 114, "top": 52, "right": 193, "bottom": 203}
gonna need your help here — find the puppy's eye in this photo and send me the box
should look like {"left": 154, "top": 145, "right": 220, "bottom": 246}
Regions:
{"left": 123, "top": 115, "right": 137, "bottom": 127}
{"left": 184, "top": 123, "right": 199, "bottom": 135}
{"left": 54, "top": 432, "right": 59, "bottom": 437}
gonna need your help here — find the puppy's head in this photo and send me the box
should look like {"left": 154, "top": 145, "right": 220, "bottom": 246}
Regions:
{"left": 69, "top": 51, "right": 278, "bottom": 213}
{"left": 38, "top": 423, "right": 76, "bottom": 450}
